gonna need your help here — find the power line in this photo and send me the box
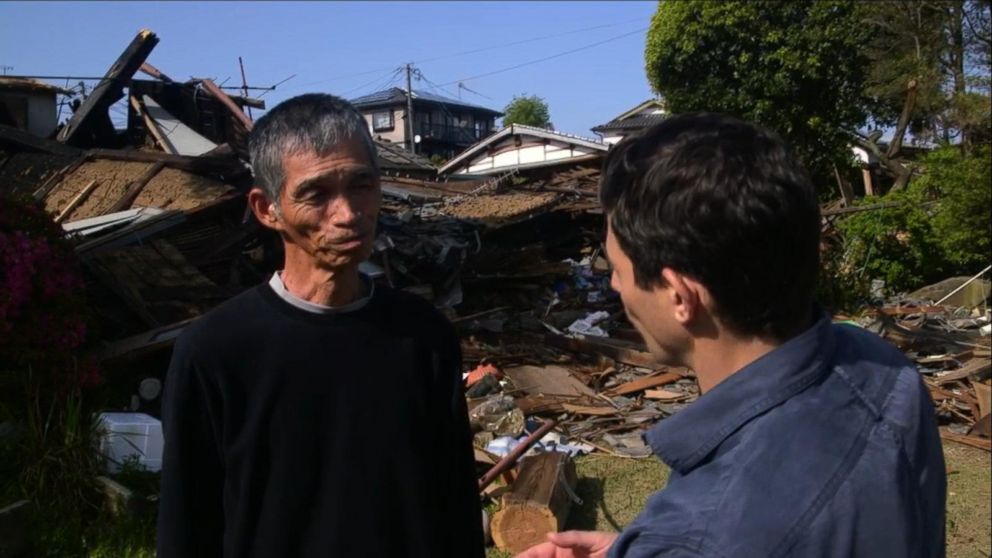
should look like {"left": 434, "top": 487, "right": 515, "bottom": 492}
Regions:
{"left": 439, "top": 27, "right": 648, "bottom": 87}
{"left": 416, "top": 69, "right": 485, "bottom": 145}
{"left": 279, "top": 17, "right": 646, "bottom": 92}
{"left": 341, "top": 67, "right": 403, "bottom": 97}
{"left": 415, "top": 17, "right": 645, "bottom": 66}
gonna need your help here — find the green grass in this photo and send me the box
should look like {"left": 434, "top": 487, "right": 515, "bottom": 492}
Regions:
{"left": 487, "top": 445, "right": 990, "bottom": 557}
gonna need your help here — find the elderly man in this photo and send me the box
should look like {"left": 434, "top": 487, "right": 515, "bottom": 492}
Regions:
{"left": 157, "top": 94, "right": 484, "bottom": 558}
{"left": 519, "top": 114, "right": 945, "bottom": 558}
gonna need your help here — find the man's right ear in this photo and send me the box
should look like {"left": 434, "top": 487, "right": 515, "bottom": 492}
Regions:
{"left": 248, "top": 188, "right": 282, "bottom": 231}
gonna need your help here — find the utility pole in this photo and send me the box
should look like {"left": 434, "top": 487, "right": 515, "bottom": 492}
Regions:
{"left": 0, "top": 65, "right": 12, "bottom": 75}
{"left": 238, "top": 56, "right": 253, "bottom": 121}
{"left": 405, "top": 63, "right": 415, "bottom": 154}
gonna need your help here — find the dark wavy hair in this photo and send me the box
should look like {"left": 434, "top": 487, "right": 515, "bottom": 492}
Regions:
{"left": 600, "top": 113, "right": 820, "bottom": 339}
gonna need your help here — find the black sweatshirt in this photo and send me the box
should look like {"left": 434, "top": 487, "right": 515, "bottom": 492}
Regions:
{"left": 157, "top": 282, "right": 484, "bottom": 558}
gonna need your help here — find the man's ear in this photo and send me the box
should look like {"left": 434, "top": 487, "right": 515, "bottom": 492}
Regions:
{"left": 661, "top": 267, "right": 702, "bottom": 326}
{"left": 248, "top": 188, "right": 282, "bottom": 231}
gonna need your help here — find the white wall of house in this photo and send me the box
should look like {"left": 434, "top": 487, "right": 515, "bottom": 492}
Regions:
{"left": 461, "top": 139, "right": 602, "bottom": 174}
{"left": 0, "top": 91, "right": 58, "bottom": 138}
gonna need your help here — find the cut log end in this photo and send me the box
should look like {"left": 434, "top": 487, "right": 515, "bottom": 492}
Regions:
{"left": 491, "top": 504, "right": 559, "bottom": 554}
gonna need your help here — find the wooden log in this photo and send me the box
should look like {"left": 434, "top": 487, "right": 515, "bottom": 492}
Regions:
{"left": 490, "top": 452, "right": 578, "bottom": 554}
{"left": 53, "top": 179, "right": 100, "bottom": 223}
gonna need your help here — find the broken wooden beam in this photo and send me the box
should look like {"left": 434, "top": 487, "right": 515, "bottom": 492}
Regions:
{"left": 200, "top": 79, "right": 253, "bottom": 131}
{"left": 108, "top": 161, "right": 166, "bottom": 213}
{"left": 93, "top": 317, "right": 197, "bottom": 362}
{"left": 940, "top": 429, "right": 992, "bottom": 451}
{"left": 490, "top": 452, "right": 578, "bottom": 554}
{"left": 57, "top": 29, "right": 159, "bottom": 147}
{"left": 544, "top": 332, "right": 659, "bottom": 369}
{"left": 0, "top": 123, "right": 82, "bottom": 157}
{"left": 139, "top": 61, "right": 174, "bottom": 83}
{"left": 85, "top": 148, "right": 247, "bottom": 176}
{"left": 604, "top": 370, "right": 688, "bottom": 397}
{"left": 129, "top": 95, "right": 176, "bottom": 154}
{"left": 53, "top": 179, "right": 100, "bottom": 224}
{"left": 935, "top": 359, "right": 992, "bottom": 385}
{"left": 479, "top": 418, "right": 559, "bottom": 492}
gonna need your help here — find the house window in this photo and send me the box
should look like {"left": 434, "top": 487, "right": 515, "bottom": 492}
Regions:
{"left": 372, "top": 110, "right": 393, "bottom": 131}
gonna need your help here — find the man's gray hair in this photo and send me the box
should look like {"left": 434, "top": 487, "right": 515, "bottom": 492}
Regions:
{"left": 249, "top": 93, "right": 379, "bottom": 202}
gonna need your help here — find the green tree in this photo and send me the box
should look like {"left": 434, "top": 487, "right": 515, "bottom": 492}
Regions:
{"left": 830, "top": 145, "right": 991, "bottom": 301}
{"left": 857, "top": 1, "right": 991, "bottom": 191}
{"left": 917, "top": 145, "right": 991, "bottom": 268}
{"left": 502, "top": 94, "right": 551, "bottom": 128}
{"left": 644, "top": 0, "right": 875, "bottom": 190}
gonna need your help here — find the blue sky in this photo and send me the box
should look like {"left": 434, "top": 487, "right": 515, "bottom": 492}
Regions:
{"left": 0, "top": 1, "right": 658, "bottom": 137}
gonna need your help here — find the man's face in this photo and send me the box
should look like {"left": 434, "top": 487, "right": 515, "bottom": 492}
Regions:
{"left": 272, "top": 138, "right": 381, "bottom": 270}
{"left": 605, "top": 219, "right": 689, "bottom": 366}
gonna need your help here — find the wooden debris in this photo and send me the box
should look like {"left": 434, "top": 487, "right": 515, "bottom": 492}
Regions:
{"left": 935, "top": 359, "right": 992, "bottom": 385}
{"left": 940, "top": 429, "right": 992, "bottom": 451}
{"left": 504, "top": 365, "right": 597, "bottom": 398}
{"left": 53, "top": 179, "right": 100, "bottom": 223}
{"left": 544, "top": 332, "right": 659, "bottom": 368}
{"left": 490, "top": 452, "right": 578, "bottom": 554}
{"left": 57, "top": 29, "right": 159, "bottom": 147}
{"left": 643, "top": 388, "right": 688, "bottom": 401}
{"left": 605, "top": 370, "right": 686, "bottom": 397}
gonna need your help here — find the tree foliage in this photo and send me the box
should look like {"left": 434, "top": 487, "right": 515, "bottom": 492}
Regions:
{"left": 830, "top": 145, "right": 991, "bottom": 300}
{"left": 502, "top": 94, "right": 551, "bottom": 129}
{"left": 645, "top": 0, "right": 874, "bottom": 188}
{"left": 856, "top": 0, "right": 991, "bottom": 191}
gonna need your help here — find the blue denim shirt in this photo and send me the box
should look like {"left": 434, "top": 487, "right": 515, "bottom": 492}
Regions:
{"left": 610, "top": 314, "right": 946, "bottom": 558}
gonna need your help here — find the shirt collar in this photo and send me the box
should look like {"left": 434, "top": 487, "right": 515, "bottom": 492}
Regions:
{"left": 268, "top": 271, "right": 374, "bottom": 314}
{"left": 645, "top": 310, "right": 835, "bottom": 474}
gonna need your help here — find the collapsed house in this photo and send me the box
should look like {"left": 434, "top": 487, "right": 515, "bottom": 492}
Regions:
{"left": 1, "top": 27, "right": 989, "bottom": 554}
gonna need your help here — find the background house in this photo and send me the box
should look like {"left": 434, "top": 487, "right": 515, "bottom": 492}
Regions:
{"left": 0, "top": 77, "right": 73, "bottom": 138}
{"left": 350, "top": 87, "right": 502, "bottom": 160}
{"left": 439, "top": 123, "right": 607, "bottom": 176}
{"left": 591, "top": 98, "right": 668, "bottom": 145}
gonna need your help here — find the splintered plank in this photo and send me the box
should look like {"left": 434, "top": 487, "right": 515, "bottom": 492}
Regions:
{"left": 543, "top": 332, "right": 659, "bottom": 369}
{"left": 605, "top": 370, "right": 688, "bottom": 397}
{"left": 504, "top": 365, "right": 596, "bottom": 398}
{"left": 935, "top": 359, "right": 992, "bottom": 385}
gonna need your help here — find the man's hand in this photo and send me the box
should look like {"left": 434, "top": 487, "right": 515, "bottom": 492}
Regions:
{"left": 514, "top": 530, "right": 618, "bottom": 558}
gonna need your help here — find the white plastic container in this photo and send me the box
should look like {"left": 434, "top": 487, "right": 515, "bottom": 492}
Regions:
{"left": 95, "top": 412, "right": 164, "bottom": 473}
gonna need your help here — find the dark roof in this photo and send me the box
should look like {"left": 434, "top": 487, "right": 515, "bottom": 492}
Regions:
{"left": 375, "top": 140, "right": 435, "bottom": 171}
{"left": 0, "top": 77, "right": 73, "bottom": 95}
{"left": 591, "top": 113, "right": 667, "bottom": 133}
{"left": 349, "top": 87, "right": 502, "bottom": 116}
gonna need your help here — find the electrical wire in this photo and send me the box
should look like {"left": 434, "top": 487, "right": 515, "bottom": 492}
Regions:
{"left": 282, "top": 17, "right": 645, "bottom": 91}
{"left": 439, "top": 27, "right": 647, "bottom": 87}
{"left": 414, "top": 17, "right": 645, "bottom": 66}
{"left": 341, "top": 67, "right": 403, "bottom": 97}
{"left": 415, "top": 70, "right": 486, "bottom": 145}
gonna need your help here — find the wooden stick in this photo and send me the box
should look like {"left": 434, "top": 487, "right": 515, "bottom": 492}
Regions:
{"left": 129, "top": 95, "right": 176, "bottom": 154}
{"left": 54, "top": 179, "right": 99, "bottom": 223}
{"left": 478, "top": 418, "right": 559, "bottom": 492}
